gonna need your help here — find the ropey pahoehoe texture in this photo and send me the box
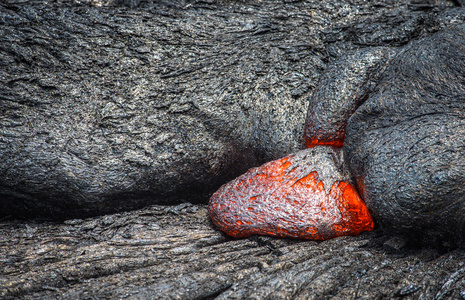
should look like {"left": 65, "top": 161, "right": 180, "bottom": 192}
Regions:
{"left": 2, "top": 1, "right": 465, "bottom": 299}
{"left": 1, "top": 0, "right": 465, "bottom": 222}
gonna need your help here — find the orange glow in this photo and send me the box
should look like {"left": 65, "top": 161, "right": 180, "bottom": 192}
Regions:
{"left": 304, "top": 122, "right": 345, "bottom": 148}
{"left": 306, "top": 138, "right": 344, "bottom": 148}
{"left": 208, "top": 154, "right": 374, "bottom": 240}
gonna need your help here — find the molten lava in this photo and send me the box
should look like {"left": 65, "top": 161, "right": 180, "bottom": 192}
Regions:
{"left": 209, "top": 154, "right": 374, "bottom": 240}
{"left": 304, "top": 122, "right": 345, "bottom": 148}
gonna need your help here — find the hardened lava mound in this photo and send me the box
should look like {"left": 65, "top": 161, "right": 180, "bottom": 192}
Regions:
{"left": 209, "top": 147, "right": 374, "bottom": 240}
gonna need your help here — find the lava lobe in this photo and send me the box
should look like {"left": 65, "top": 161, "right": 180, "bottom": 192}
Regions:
{"left": 209, "top": 147, "right": 373, "bottom": 240}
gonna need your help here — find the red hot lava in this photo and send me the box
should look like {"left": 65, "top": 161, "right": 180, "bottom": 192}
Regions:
{"left": 209, "top": 151, "right": 373, "bottom": 240}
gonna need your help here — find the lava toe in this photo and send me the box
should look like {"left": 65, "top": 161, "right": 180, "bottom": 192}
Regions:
{"left": 208, "top": 147, "right": 374, "bottom": 240}
{"left": 303, "top": 47, "right": 397, "bottom": 149}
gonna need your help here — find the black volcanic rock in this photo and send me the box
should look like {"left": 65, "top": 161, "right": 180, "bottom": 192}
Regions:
{"left": 344, "top": 24, "right": 465, "bottom": 246}
{"left": 1, "top": 0, "right": 465, "bottom": 225}
{"left": 2, "top": 1, "right": 465, "bottom": 299}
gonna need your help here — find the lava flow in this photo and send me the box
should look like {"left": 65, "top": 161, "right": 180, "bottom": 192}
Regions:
{"left": 208, "top": 150, "right": 374, "bottom": 240}
{"left": 304, "top": 122, "right": 345, "bottom": 148}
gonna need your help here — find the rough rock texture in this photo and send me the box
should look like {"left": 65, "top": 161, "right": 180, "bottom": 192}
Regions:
{"left": 345, "top": 24, "right": 465, "bottom": 247}
{"left": 2, "top": 1, "right": 465, "bottom": 298}
{"left": 2, "top": 204, "right": 465, "bottom": 299}
{"left": 210, "top": 23, "right": 465, "bottom": 246}
{"left": 2, "top": 0, "right": 465, "bottom": 218}
{"left": 303, "top": 47, "right": 397, "bottom": 148}
{"left": 0, "top": 0, "right": 315, "bottom": 218}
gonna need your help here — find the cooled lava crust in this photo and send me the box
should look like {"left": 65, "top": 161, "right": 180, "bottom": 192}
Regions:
{"left": 209, "top": 24, "right": 465, "bottom": 245}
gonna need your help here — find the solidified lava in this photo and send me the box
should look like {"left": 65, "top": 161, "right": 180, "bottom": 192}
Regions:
{"left": 302, "top": 48, "right": 397, "bottom": 150}
{"left": 209, "top": 149, "right": 374, "bottom": 240}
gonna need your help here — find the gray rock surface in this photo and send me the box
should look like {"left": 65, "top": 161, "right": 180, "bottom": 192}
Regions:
{"left": 345, "top": 24, "right": 465, "bottom": 247}
{"left": 303, "top": 47, "right": 398, "bottom": 148}
{"left": 2, "top": 0, "right": 464, "bottom": 218}
{"left": 2, "top": 204, "right": 465, "bottom": 299}
{"left": 2, "top": 2, "right": 465, "bottom": 298}
{"left": 1, "top": 0, "right": 312, "bottom": 218}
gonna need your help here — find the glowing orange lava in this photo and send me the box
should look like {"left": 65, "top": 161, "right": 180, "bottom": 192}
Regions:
{"left": 305, "top": 138, "right": 345, "bottom": 149}
{"left": 304, "top": 122, "right": 345, "bottom": 148}
{"left": 209, "top": 155, "right": 374, "bottom": 240}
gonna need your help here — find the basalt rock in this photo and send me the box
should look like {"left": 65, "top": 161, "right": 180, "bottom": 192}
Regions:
{"left": 209, "top": 23, "right": 465, "bottom": 246}
{"left": 1, "top": 0, "right": 314, "bottom": 219}
{"left": 1, "top": 0, "right": 465, "bottom": 221}
{"left": 345, "top": 24, "right": 465, "bottom": 246}
{"left": 3, "top": 1, "right": 465, "bottom": 299}
{"left": 2, "top": 203, "right": 465, "bottom": 299}
{"left": 303, "top": 47, "right": 398, "bottom": 148}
